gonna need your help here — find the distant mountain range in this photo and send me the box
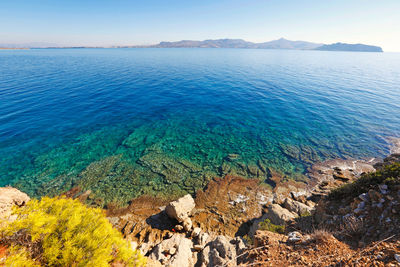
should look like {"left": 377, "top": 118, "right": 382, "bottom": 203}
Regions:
{"left": 0, "top": 38, "right": 383, "bottom": 52}
{"left": 314, "top": 42, "right": 383, "bottom": 52}
{"left": 149, "top": 38, "right": 323, "bottom": 50}
{"left": 142, "top": 38, "right": 383, "bottom": 52}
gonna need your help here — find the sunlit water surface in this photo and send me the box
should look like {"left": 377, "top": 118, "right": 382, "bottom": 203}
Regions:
{"left": 1, "top": 48, "right": 399, "bottom": 204}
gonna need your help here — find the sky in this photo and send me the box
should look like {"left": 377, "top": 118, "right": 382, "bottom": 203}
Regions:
{"left": 1, "top": 0, "right": 399, "bottom": 51}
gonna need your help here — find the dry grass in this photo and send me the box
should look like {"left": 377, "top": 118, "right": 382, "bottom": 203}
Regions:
{"left": 340, "top": 215, "right": 365, "bottom": 238}
{"left": 309, "top": 228, "right": 333, "bottom": 243}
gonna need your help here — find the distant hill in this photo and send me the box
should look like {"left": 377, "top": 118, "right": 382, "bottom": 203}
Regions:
{"left": 257, "top": 38, "right": 322, "bottom": 50}
{"left": 155, "top": 39, "right": 256, "bottom": 48}
{"left": 314, "top": 42, "right": 383, "bottom": 52}
{"left": 0, "top": 39, "right": 384, "bottom": 52}
{"left": 150, "top": 38, "right": 322, "bottom": 50}
{"left": 148, "top": 38, "right": 383, "bottom": 52}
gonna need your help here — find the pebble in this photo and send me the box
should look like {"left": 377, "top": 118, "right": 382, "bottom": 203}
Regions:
{"left": 359, "top": 193, "right": 369, "bottom": 202}
{"left": 175, "top": 225, "right": 184, "bottom": 231}
{"left": 287, "top": 231, "right": 302, "bottom": 243}
{"left": 193, "top": 244, "right": 203, "bottom": 251}
{"left": 354, "top": 208, "right": 364, "bottom": 215}
{"left": 191, "top": 227, "right": 201, "bottom": 238}
{"left": 168, "top": 247, "right": 176, "bottom": 255}
{"left": 394, "top": 254, "right": 400, "bottom": 263}
{"left": 379, "top": 184, "right": 388, "bottom": 194}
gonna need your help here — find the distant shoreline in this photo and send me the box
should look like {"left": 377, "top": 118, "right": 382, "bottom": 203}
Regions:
{"left": 1, "top": 47, "right": 386, "bottom": 53}
{"left": 0, "top": 47, "right": 30, "bottom": 50}
{"left": 0, "top": 38, "right": 384, "bottom": 52}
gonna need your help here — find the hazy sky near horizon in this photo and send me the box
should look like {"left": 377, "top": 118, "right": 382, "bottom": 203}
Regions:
{"left": 1, "top": 0, "right": 399, "bottom": 51}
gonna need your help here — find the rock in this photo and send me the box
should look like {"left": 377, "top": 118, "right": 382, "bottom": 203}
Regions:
{"left": 198, "top": 232, "right": 210, "bottom": 247}
{"left": 264, "top": 204, "right": 297, "bottom": 225}
{"left": 354, "top": 207, "right": 364, "bottom": 215}
{"left": 253, "top": 230, "right": 286, "bottom": 247}
{"left": 231, "top": 237, "right": 246, "bottom": 255}
{"left": 182, "top": 217, "right": 193, "bottom": 232}
{"left": 130, "top": 241, "right": 138, "bottom": 251}
{"left": 191, "top": 227, "right": 201, "bottom": 238}
{"left": 359, "top": 193, "right": 369, "bottom": 202}
{"left": 287, "top": 231, "right": 302, "bottom": 243}
{"left": 175, "top": 225, "right": 184, "bottom": 231}
{"left": 282, "top": 198, "right": 313, "bottom": 215}
{"left": 368, "top": 189, "right": 382, "bottom": 202}
{"left": 165, "top": 194, "right": 195, "bottom": 223}
{"left": 247, "top": 204, "right": 296, "bottom": 237}
{"left": 0, "top": 187, "right": 30, "bottom": 221}
{"left": 379, "top": 184, "right": 388, "bottom": 194}
{"left": 146, "top": 258, "right": 164, "bottom": 267}
{"left": 139, "top": 242, "right": 154, "bottom": 255}
{"left": 200, "top": 235, "right": 237, "bottom": 267}
{"left": 149, "top": 234, "right": 194, "bottom": 267}
{"left": 395, "top": 254, "right": 400, "bottom": 263}
{"left": 193, "top": 244, "right": 203, "bottom": 251}
{"left": 227, "top": 154, "right": 239, "bottom": 161}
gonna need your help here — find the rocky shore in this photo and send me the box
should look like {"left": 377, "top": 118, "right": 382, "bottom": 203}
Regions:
{"left": 1, "top": 139, "right": 400, "bottom": 266}
{"left": 100, "top": 139, "right": 400, "bottom": 266}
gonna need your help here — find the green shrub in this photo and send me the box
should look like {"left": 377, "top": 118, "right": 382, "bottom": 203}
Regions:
{"left": 329, "top": 163, "right": 400, "bottom": 200}
{"left": 300, "top": 211, "right": 312, "bottom": 217}
{"left": 258, "top": 219, "right": 285, "bottom": 234}
{"left": 0, "top": 197, "right": 146, "bottom": 267}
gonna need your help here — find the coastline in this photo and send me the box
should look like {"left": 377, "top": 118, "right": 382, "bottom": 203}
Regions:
{"left": 1, "top": 137, "right": 400, "bottom": 265}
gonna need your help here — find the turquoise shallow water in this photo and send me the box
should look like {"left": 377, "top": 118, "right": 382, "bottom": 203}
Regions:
{"left": 0, "top": 48, "right": 399, "bottom": 205}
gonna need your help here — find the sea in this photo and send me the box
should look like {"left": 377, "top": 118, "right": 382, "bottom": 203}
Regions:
{"left": 1, "top": 48, "right": 399, "bottom": 205}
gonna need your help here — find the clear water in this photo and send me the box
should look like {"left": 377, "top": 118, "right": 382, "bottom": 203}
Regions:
{"left": 1, "top": 48, "right": 399, "bottom": 205}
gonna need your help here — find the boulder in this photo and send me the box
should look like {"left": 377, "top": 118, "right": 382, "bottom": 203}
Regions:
{"left": 0, "top": 187, "right": 30, "bottom": 221}
{"left": 196, "top": 232, "right": 210, "bottom": 247}
{"left": 247, "top": 204, "right": 297, "bottom": 237}
{"left": 231, "top": 237, "right": 246, "bottom": 255}
{"left": 165, "top": 194, "right": 195, "bottom": 222}
{"left": 200, "top": 235, "right": 237, "bottom": 267}
{"left": 182, "top": 217, "right": 193, "bottom": 232}
{"left": 149, "top": 234, "right": 194, "bottom": 267}
{"left": 282, "top": 198, "right": 313, "bottom": 215}
{"left": 264, "top": 204, "right": 297, "bottom": 225}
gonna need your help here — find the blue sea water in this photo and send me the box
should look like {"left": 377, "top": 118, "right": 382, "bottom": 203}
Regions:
{"left": 0, "top": 48, "right": 399, "bottom": 205}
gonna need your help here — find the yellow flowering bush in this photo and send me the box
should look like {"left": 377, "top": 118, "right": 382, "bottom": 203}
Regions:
{"left": 2, "top": 246, "right": 40, "bottom": 267}
{"left": 0, "top": 197, "right": 146, "bottom": 267}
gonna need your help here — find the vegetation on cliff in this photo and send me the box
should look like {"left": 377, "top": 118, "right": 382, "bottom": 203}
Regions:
{"left": 0, "top": 197, "right": 145, "bottom": 266}
{"left": 329, "top": 162, "right": 400, "bottom": 200}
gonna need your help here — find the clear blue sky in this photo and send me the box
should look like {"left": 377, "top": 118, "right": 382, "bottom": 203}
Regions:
{"left": 1, "top": 0, "right": 399, "bottom": 51}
